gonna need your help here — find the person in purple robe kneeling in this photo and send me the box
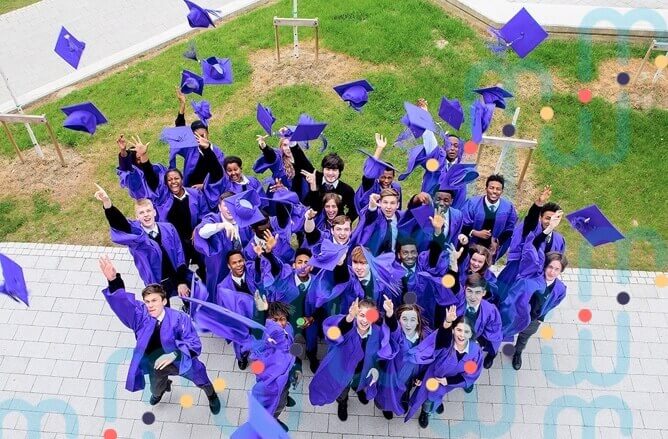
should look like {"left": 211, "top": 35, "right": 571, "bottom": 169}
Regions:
{"left": 405, "top": 305, "right": 483, "bottom": 428}
{"left": 98, "top": 256, "right": 221, "bottom": 413}
{"left": 309, "top": 298, "right": 391, "bottom": 422}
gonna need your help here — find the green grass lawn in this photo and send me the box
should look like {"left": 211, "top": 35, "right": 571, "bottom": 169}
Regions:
{"left": 0, "top": 0, "right": 40, "bottom": 15}
{"left": 1, "top": 0, "right": 665, "bottom": 271}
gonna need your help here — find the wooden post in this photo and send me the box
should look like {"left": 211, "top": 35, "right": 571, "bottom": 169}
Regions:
{"left": 475, "top": 144, "right": 483, "bottom": 167}
{"left": 632, "top": 39, "right": 655, "bottom": 86}
{"left": 44, "top": 120, "right": 66, "bottom": 167}
{"left": 274, "top": 22, "right": 281, "bottom": 63}
{"left": 1, "top": 120, "right": 24, "bottom": 163}
{"left": 315, "top": 25, "right": 319, "bottom": 63}
{"left": 516, "top": 149, "right": 533, "bottom": 192}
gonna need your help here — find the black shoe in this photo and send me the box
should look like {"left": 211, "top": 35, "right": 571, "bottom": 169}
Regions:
{"left": 307, "top": 351, "right": 320, "bottom": 374}
{"left": 436, "top": 404, "right": 444, "bottom": 414}
{"left": 149, "top": 379, "right": 172, "bottom": 405}
{"left": 208, "top": 393, "right": 221, "bottom": 414}
{"left": 418, "top": 409, "right": 430, "bottom": 428}
{"left": 357, "top": 390, "right": 369, "bottom": 405}
{"left": 286, "top": 396, "right": 296, "bottom": 407}
{"left": 483, "top": 355, "right": 495, "bottom": 369}
{"left": 337, "top": 401, "right": 348, "bottom": 421}
{"left": 277, "top": 419, "right": 289, "bottom": 431}
{"left": 464, "top": 385, "right": 474, "bottom": 393}
{"left": 512, "top": 352, "right": 522, "bottom": 370}
{"left": 238, "top": 354, "right": 249, "bottom": 370}
{"left": 382, "top": 410, "right": 394, "bottom": 420}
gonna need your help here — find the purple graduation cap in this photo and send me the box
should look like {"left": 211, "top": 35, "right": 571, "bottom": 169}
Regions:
{"left": 183, "top": 42, "right": 198, "bottom": 61}
{"left": 224, "top": 190, "right": 266, "bottom": 228}
{"left": 439, "top": 163, "right": 479, "bottom": 190}
{"left": 190, "top": 100, "right": 212, "bottom": 126}
{"left": 60, "top": 102, "right": 107, "bottom": 135}
{"left": 180, "top": 70, "right": 204, "bottom": 95}
{"left": 201, "top": 57, "right": 233, "bottom": 85}
{"left": 470, "top": 100, "right": 494, "bottom": 143}
{"left": 438, "top": 97, "right": 464, "bottom": 131}
{"left": 409, "top": 204, "right": 436, "bottom": 230}
{"left": 54, "top": 26, "right": 86, "bottom": 69}
{"left": 357, "top": 148, "right": 398, "bottom": 175}
{"left": 309, "top": 239, "right": 348, "bottom": 271}
{"left": 489, "top": 8, "right": 548, "bottom": 58}
{"left": 183, "top": 0, "right": 220, "bottom": 28}
{"left": 231, "top": 392, "right": 290, "bottom": 439}
{"left": 401, "top": 102, "right": 438, "bottom": 139}
{"left": 290, "top": 114, "right": 327, "bottom": 142}
{"left": 473, "top": 86, "right": 513, "bottom": 109}
{"left": 333, "top": 79, "right": 374, "bottom": 111}
{"left": 566, "top": 205, "right": 624, "bottom": 247}
{"left": 0, "top": 253, "right": 29, "bottom": 306}
{"left": 256, "top": 103, "right": 276, "bottom": 136}
{"left": 160, "top": 126, "right": 199, "bottom": 151}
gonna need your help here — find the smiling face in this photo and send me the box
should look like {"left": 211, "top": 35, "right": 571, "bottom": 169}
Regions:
{"left": 398, "top": 244, "right": 418, "bottom": 268}
{"left": 445, "top": 136, "right": 459, "bottom": 160}
{"left": 225, "top": 162, "right": 243, "bottom": 183}
{"left": 356, "top": 305, "right": 374, "bottom": 333}
{"left": 399, "top": 309, "right": 419, "bottom": 338}
{"left": 332, "top": 221, "right": 351, "bottom": 244}
{"left": 135, "top": 202, "right": 156, "bottom": 228}
{"left": 293, "top": 254, "right": 312, "bottom": 279}
{"left": 218, "top": 199, "right": 234, "bottom": 221}
{"left": 453, "top": 321, "right": 473, "bottom": 350}
{"left": 227, "top": 253, "right": 245, "bottom": 277}
{"left": 485, "top": 181, "right": 503, "bottom": 203}
{"left": 352, "top": 260, "right": 370, "bottom": 279}
{"left": 468, "top": 252, "right": 486, "bottom": 273}
{"left": 279, "top": 138, "right": 293, "bottom": 159}
{"left": 465, "top": 286, "right": 485, "bottom": 308}
{"left": 144, "top": 292, "right": 167, "bottom": 318}
{"left": 378, "top": 170, "right": 394, "bottom": 189}
{"left": 165, "top": 170, "right": 184, "bottom": 196}
{"left": 544, "top": 260, "right": 563, "bottom": 283}
{"left": 324, "top": 199, "right": 339, "bottom": 220}
{"left": 434, "top": 191, "right": 453, "bottom": 213}
{"left": 540, "top": 210, "right": 557, "bottom": 231}
{"left": 380, "top": 195, "right": 399, "bottom": 218}
{"left": 322, "top": 167, "right": 340, "bottom": 184}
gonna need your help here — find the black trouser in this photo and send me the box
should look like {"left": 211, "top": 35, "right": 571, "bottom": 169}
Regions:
{"left": 336, "top": 373, "right": 362, "bottom": 404}
{"left": 515, "top": 319, "right": 542, "bottom": 354}
{"left": 147, "top": 359, "right": 214, "bottom": 398}
{"left": 274, "top": 380, "right": 291, "bottom": 418}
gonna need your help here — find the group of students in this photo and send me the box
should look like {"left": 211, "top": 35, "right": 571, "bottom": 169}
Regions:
{"left": 94, "top": 94, "right": 569, "bottom": 431}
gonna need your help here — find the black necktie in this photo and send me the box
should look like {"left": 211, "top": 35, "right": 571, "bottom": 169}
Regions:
{"left": 323, "top": 183, "right": 334, "bottom": 191}
{"left": 298, "top": 283, "right": 307, "bottom": 293}
{"left": 149, "top": 230, "right": 158, "bottom": 239}
{"left": 466, "top": 306, "right": 477, "bottom": 324}
{"left": 380, "top": 218, "right": 393, "bottom": 253}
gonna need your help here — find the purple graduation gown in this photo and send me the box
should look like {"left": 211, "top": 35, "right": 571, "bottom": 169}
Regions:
{"left": 102, "top": 286, "right": 206, "bottom": 391}
{"left": 109, "top": 220, "right": 185, "bottom": 285}
{"left": 154, "top": 187, "right": 208, "bottom": 228}
{"left": 169, "top": 144, "right": 225, "bottom": 187}
{"left": 462, "top": 195, "right": 518, "bottom": 261}
{"left": 405, "top": 336, "right": 483, "bottom": 421}
{"left": 117, "top": 162, "right": 168, "bottom": 201}
{"left": 456, "top": 299, "right": 502, "bottom": 355}
{"left": 499, "top": 233, "right": 567, "bottom": 337}
{"left": 242, "top": 218, "right": 295, "bottom": 264}
{"left": 375, "top": 329, "right": 437, "bottom": 415}
{"left": 250, "top": 320, "right": 296, "bottom": 415}
{"left": 352, "top": 207, "right": 405, "bottom": 256}
{"left": 309, "top": 315, "right": 391, "bottom": 405}
{"left": 193, "top": 213, "right": 254, "bottom": 296}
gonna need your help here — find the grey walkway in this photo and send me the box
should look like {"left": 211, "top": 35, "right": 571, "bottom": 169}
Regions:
{"left": 0, "top": 0, "right": 264, "bottom": 113}
{"left": 0, "top": 241, "right": 667, "bottom": 438}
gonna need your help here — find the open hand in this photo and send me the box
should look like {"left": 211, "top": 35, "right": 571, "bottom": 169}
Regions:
{"left": 98, "top": 255, "right": 117, "bottom": 281}
{"left": 375, "top": 133, "right": 387, "bottom": 149}
{"left": 263, "top": 230, "right": 279, "bottom": 253}
{"left": 177, "top": 283, "right": 190, "bottom": 297}
{"left": 536, "top": 185, "right": 552, "bottom": 206}
{"left": 254, "top": 290, "right": 269, "bottom": 311}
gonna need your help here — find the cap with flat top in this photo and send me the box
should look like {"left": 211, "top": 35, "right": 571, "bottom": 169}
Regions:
{"left": 438, "top": 97, "right": 464, "bottom": 131}
{"left": 357, "top": 148, "right": 398, "bottom": 177}
{"left": 256, "top": 103, "right": 276, "bottom": 136}
{"left": 333, "top": 79, "right": 374, "bottom": 111}
{"left": 401, "top": 102, "right": 438, "bottom": 139}
{"left": 54, "top": 26, "right": 86, "bottom": 69}
{"left": 184, "top": 0, "right": 216, "bottom": 28}
{"left": 201, "top": 57, "right": 233, "bottom": 85}
{"left": 289, "top": 114, "right": 327, "bottom": 142}
{"left": 308, "top": 239, "right": 348, "bottom": 271}
{"left": 490, "top": 7, "right": 548, "bottom": 58}
{"left": 224, "top": 190, "right": 266, "bottom": 228}
{"left": 60, "top": 102, "right": 107, "bottom": 135}
{"left": 180, "top": 70, "right": 204, "bottom": 95}
{"left": 160, "top": 126, "right": 199, "bottom": 151}
{"left": 191, "top": 100, "right": 212, "bottom": 126}
{"left": 566, "top": 204, "right": 624, "bottom": 247}
{"left": 470, "top": 100, "right": 494, "bottom": 143}
{"left": 473, "top": 86, "right": 513, "bottom": 109}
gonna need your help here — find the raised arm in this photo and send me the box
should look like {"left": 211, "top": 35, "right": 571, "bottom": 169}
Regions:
{"left": 99, "top": 255, "right": 142, "bottom": 330}
{"left": 175, "top": 87, "right": 186, "bottom": 127}
{"left": 95, "top": 184, "right": 132, "bottom": 233}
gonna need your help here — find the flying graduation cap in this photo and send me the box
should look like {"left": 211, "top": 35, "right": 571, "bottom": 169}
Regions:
{"left": 438, "top": 97, "right": 464, "bottom": 131}
{"left": 190, "top": 100, "right": 212, "bottom": 126}
{"left": 160, "top": 126, "right": 199, "bottom": 151}
{"left": 401, "top": 101, "right": 438, "bottom": 139}
{"left": 488, "top": 8, "right": 548, "bottom": 58}
{"left": 0, "top": 253, "right": 29, "bottom": 306}
{"left": 470, "top": 100, "right": 494, "bottom": 143}
{"left": 54, "top": 26, "right": 86, "bottom": 69}
{"left": 566, "top": 204, "right": 624, "bottom": 247}
{"left": 201, "top": 57, "right": 233, "bottom": 85}
{"left": 224, "top": 190, "right": 266, "bottom": 228}
{"left": 183, "top": 0, "right": 220, "bottom": 28}
{"left": 333, "top": 79, "right": 374, "bottom": 111}
{"left": 180, "top": 70, "right": 204, "bottom": 95}
{"left": 308, "top": 239, "right": 349, "bottom": 271}
{"left": 183, "top": 42, "right": 198, "bottom": 61}
{"left": 60, "top": 102, "right": 107, "bottom": 134}
{"left": 256, "top": 103, "right": 276, "bottom": 136}
{"left": 473, "top": 86, "right": 513, "bottom": 109}
{"left": 289, "top": 113, "right": 327, "bottom": 142}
